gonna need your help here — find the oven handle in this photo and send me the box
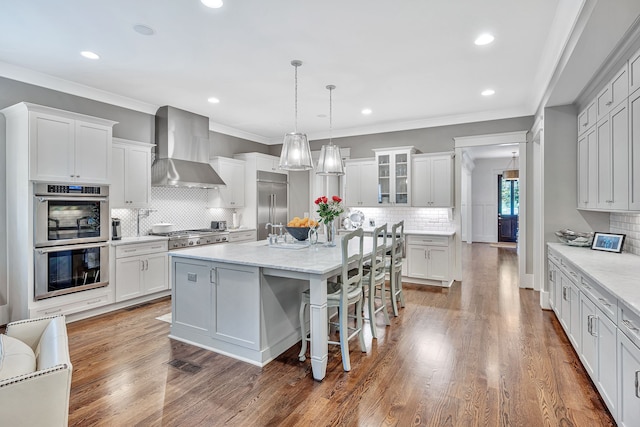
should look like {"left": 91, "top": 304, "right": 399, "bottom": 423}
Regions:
{"left": 36, "top": 196, "right": 108, "bottom": 203}
{"left": 36, "top": 242, "right": 109, "bottom": 254}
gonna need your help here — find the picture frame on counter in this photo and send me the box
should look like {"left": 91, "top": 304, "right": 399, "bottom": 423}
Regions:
{"left": 591, "top": 232, "right": 625, "bottom": 253}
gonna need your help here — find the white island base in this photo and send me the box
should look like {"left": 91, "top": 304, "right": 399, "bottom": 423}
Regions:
{"left": 170, "top": 258, "right": 309, "bottom": 367}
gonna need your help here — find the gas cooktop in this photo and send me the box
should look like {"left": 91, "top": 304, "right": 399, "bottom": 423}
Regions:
{"left": 149, "top": 228, "right": 229, "bottom": 249}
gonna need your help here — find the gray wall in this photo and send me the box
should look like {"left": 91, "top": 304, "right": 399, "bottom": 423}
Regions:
{"left": 308, "top": 116, "right": 535, "bottom": 159}
{"left": 210, "top": 131, "right": 270, "bottom": 157}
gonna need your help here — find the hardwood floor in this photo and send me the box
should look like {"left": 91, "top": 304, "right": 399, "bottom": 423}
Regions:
{"left": 66, "top": 243, "right": 615, "bottom": 426}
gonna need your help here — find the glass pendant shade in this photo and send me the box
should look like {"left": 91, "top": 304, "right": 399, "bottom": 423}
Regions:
{"left": 317, "top": 144, "right": 344, "bottom": 176}
{"left": 279, "top": 132, "right": 313, "bottom": 171}
{"left": 279, "top": 59, "right": 313, "bottom": 171}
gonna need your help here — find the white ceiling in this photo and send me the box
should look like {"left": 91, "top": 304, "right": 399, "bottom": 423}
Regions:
{"left": 0, "top": 1, "right": 593, "bottom": 144}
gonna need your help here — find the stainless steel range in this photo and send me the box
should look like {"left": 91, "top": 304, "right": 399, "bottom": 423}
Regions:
{"left": 149, "top": 229, "right": 229, "bottom": 250}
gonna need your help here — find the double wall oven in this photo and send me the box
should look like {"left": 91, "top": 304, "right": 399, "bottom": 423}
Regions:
{"left": 33, "top": 184, "right": 110, "bottom": 300}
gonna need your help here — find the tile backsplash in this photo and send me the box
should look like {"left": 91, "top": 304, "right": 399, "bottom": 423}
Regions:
{"left": 111, "top": 187, "right": 234, "bottom": 238}
{"left": 351, "top": 207, "right": 453, "bottom": 231}
{"left": 610, "top": 213, "right": 640, "bottom": 255}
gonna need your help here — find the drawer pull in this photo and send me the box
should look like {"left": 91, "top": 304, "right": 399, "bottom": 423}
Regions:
{"left": 623, "top": 319, "right": 640, "bottom": 333}
{"left": 150, "top": 245, "right": 164, "bottom": 250}
{"left": 124, "top": 249, "right": 136, "bottom": 253}
{"left": 636, "top": 371, "right": 640, "bottom": 398}
{"left": 569, "top": 271, "right": 577, "bottom": 277}
{"left": 597, "top": 297, "right": 611, "bottom": 308}
{"left": 86, "top": 299, "right": 101, "bottom": 305}
{"left": 44, "top": 308, "right": 62, "bottom": 315}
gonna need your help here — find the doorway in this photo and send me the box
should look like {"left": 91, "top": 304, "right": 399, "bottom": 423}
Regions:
{"left": 498, "top": 174, "right": 519, "bottom": 242}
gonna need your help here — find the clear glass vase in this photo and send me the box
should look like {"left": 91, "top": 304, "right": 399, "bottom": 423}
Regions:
{"left": 324, "top": 219, "right": 336, "bottom": 247}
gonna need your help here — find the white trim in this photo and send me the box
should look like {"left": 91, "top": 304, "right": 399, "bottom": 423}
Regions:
{"left": 540, "top": 290, "right": 551, "bottom": 310}
{"left": 0, "top": 61, "right": 158, "bottom": 114}
{"left": 208, "top": 120, "right": 272, "bottom": 145}
{"left": 454, "top": 131, "right": 528, "bottom": 148}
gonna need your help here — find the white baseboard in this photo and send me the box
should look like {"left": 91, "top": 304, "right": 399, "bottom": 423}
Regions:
{"left": 519, "top": 273, "right": 534, "bottom": 289}
{"left": 539, "top": 291, "right": 551, "bottom": 310}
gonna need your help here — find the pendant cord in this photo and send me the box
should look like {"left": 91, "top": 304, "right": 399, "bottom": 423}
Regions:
{"left": 329, "top": 86, "right": 333, "bottom": 145}
{"left": 294, "top": 63, "right": 298, "bottom": 133}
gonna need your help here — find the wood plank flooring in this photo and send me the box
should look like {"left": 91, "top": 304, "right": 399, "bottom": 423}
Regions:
{"left": 66, "top": 243, "right": 615, "bottom": 426}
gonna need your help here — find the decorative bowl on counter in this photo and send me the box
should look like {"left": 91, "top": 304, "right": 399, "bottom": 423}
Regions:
{"left": 285, "top": 226, "right": 311, "bottom": 241}
{"left": 152, "top": 223, "right": 174, "bottom": 233}
{"left": 555, "top": 229, "right": 594, "bottom": 247}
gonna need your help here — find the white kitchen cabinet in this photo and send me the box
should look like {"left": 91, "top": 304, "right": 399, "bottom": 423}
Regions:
{"left": 412, "top": 153, "right": 453, "bottom": 207}
{"left": 171, "top": 258, "right": 260, "bottom": 349}
{"left": 558, "top": 270, "right": 580, "bottom": 349}
{"left": 255, "top": 153, "right": 285, "bottom": 174}
{"left": 115, "top": 241, "right": 168, "bottom": 302}
{"left": 617, "top": 329, "right": 640, "bottom": 426}
{"left": 580, "top": 294, "right": 618, "bottom": 418}
{"left": 596, "top": 64, "right": 629, "bottom": 121}
{"left": 228, "top": 229, "right": 257, "bottom": 243}
{"left": 630, "top": 46, "right": 640, "bottom": 96}
{"left": 207, "top": 156, "right": 245, "bottom": 208}
{"left": 578, "top": 100, "right": 597, "bottom": 136}
{"left": 547, "top": 258, "right": 558, "bottom": 314}
{"left": 27, "top": 107, "right": 116, "bottom": 184}
{"left": 344, "top": 159, "right": 378, "bottom": 207}
{"left": 405, "top": 234, "right": 453, "bottom": 287}
{"left": 577, "top": 126, "right": 597, "bottom": 209}
{"left": 372, "top": 147, "right": 415, "bottom": 206}
{"left": 629, "top": 90, "right": 640, "bottom": 210}
{"left": 596, "top": 101, "right": 629, "bottom": 210}
{"left": 111, "top": 138, "right": 153, "bottom": 208}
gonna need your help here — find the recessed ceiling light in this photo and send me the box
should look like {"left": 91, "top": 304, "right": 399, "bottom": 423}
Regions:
{"left": 201, "top": 0, "right": 223, "bottom": 8}
{"left": 207, "top": 97, "right": 220, "bottom": 104}
{"left": 482, "top": 89, "right": 495, "bottom": 96}
{"left": 474, "top": 33, "right": 495, "bottom": 46}
{"left": 133, "top": 24, "right": 155, "bottom": 36}
{"left": 80, "top": 51, "right": 100, "bottom": 60}
{"left": 361, "top": 108, "right": 372, "bottom": 115}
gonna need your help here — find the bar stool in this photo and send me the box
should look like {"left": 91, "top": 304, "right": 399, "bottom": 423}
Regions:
{"left": 298, "top": 228, "right": 366, "bottom": 371}
{"left": 386, "top": 221, "right": 405, "bottom": 316}
{"left": 362, "top": 223, "right": 391, "bottom": 338}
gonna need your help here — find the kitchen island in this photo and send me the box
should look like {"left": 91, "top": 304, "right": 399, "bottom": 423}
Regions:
{"left": 169, "top": 238, "right": 378, "bottom": 381}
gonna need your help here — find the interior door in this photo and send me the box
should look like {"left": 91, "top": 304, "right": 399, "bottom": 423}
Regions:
{"left": 498, "top": 174, "right": 519, "bottom": 242}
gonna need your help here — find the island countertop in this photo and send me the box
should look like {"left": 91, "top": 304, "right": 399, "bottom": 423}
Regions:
{"left": 169, "top": 239, "right": 377, "bottom": 276}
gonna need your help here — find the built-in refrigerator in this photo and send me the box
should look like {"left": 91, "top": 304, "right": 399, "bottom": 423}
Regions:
{"left": 257, "top": 171, "right": 288, "bottom": 240}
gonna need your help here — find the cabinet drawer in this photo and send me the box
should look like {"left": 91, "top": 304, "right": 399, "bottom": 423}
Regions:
{"left": 558, "top": 257, "right": 580, "bottom": 284}
{"left": 619, "top": 301, "right": 640, "bottom": 349}
{"left": 406, "top": 235, "right": 448, "bottom": 246}
{"left": 116, "top": 241, "right": 168, "bottom": 258}
{"left": 31, "top": 294, "right": 109, "bottom": 318}
{"left": 548, "top": 248, "right": 561, "bottom": 265}
{"left": 229, "top": 230, "right": 257, "bottom": 243}
{"left": 580, "top": 274, "right": 618, "bottom": 322}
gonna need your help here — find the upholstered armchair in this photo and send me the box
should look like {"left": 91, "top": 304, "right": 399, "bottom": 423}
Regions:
{"left": 0, "top": 315, "right": 73, "bottom": 426}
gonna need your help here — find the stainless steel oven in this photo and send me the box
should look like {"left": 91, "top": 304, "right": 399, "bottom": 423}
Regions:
{"left": 34, "top": 242, "right": 109, "bottom": 300}
{"left": 34, "top": 184, "right": 109, "bottom": 247}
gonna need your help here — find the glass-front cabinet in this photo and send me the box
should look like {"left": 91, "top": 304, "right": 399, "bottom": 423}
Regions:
{"left": 373, "top": 147, "right": 415, "bottom": 205}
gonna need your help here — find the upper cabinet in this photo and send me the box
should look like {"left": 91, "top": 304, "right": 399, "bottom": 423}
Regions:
{"left": 628, "top": 46, "right": 640, "bottom": 96}
{"left": 3, "top": 102, "right": 117, "bottom": 184}
{"left": 578, "top": 100, "right": 597, "bottom": 136}
{"left": 372, "top": 146, "right": 415, "bottom": 206}
{"left": 255, "top": 154, "right": 286, "bottom": 174}
{"left": 344, "top": 159, "right": 377, "bottom": 207}
{"left": 596, "top": 64, "right": 629, "bottom": 122}
{"left": 111, "top": 138, "right": 153, "bottom": 208}
{"left": 207, "top": 157, "right": 245, "bottom": 208}
{"left": 412, "top": 153, "right": 454, "bottom": 208}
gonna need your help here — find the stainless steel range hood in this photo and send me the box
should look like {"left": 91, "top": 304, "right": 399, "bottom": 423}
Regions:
{"left": 152, "top": 106, "right": 226, "bottom": 188}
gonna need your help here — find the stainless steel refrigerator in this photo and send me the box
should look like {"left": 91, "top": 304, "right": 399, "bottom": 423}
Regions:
{"left": 257, "top": 171, "right": 288, "bottom": 240}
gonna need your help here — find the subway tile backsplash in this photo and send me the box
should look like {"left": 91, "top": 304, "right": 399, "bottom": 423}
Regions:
{"left": 111, "top": 187, "right": 234, "bottom": 238}
{"left": 352, "top": 207, "right": 454, "bottom": 231}
{"left": 610, "top": 213, "right": 640, "bottom": 255}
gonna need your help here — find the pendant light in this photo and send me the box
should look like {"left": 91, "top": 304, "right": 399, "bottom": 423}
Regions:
{"left": 279, "top": 60, "right": 313, "bottom": 171}
{"left": 503, "top": 151, "right": 519, "bottom": 180}
{"left": 316, "top": 84, "right": 345, "bottom": 176}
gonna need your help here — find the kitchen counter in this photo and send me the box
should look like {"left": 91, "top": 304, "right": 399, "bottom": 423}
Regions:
{"left": 341, "top": 227, "right": 455, "bottom": 236}
{"left": 110, "top": 236, "right": 169, "bottom": 246}
{"left": 548, "top": 243, "right": 640, "bottom": 317}
{"left": 227, "top": 227, "right": 256, "bottom": 233}
{"left": 170, "top": 236, "right": 382, "bottom": 380}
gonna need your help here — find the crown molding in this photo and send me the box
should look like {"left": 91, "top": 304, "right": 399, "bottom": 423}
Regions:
{"left": 207, "top": 120, "right": 271, "bottom": 144}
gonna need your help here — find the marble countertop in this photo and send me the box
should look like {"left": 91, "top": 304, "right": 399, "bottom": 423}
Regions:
{"left": 341, "top": 227, "right": 455, "bottom": 236}
{"left": 170, "top": 238, "right": 378, "bottom": 275}
{"left": 548, "top": 243, "right": 640, "bottom": 317}
{"left": 110, "top": 236, "right": 169, "bottom": 246}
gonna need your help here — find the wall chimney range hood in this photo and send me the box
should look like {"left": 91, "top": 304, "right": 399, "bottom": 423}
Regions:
{"left": 151, "top": 105, "right": 226, "bottom": 188}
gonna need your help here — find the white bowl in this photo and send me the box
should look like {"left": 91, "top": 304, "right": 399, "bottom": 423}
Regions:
{"left": 152, "top": 223, "right": 174, "bottom": 233}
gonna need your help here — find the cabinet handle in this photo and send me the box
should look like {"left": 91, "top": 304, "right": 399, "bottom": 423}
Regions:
{"left": 606, "top": 101, "right": 612, "bottom": 106}
{"left": 150, "top": 245, "right": 163, "bottom": 250}
{"left": 623, "top": 319, "right": 640, "bottom": 333}
{"left": 597, "top": 297, "right": 611, "bottom": 308}
{"left": 591, "top": 316, "right": 598, "bottom": 337}
{"left": 587, "top": 315, "right": 592, "bottom": 335}
{"left": 86, "top": 298, "right": 101, "bottom": 305}
{"left": 140, "top": 261, "right": 145, "bottom": 271}
{"left": 210, "top": 268, "right": 216, "bottom": 284}
{"left": 44, "top": 308, "right": 62, "bottom": 315}
{"left": 635, "top": 371, "right": 640, "bottom": 398}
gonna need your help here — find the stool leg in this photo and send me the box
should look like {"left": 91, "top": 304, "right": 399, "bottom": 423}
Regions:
{"left": 357, "top": 298, "right": 366, "bottom": 352}
{"left": 396, "top": 269, "right": 405, "bottom": 308}
{"left": 339, "top": 300, "right": 351, "bottom": 371}
{"left": 298, "top": 301, "right": 307, "bottom": 362}
{"left": 379, "top": 280, "right": 391, "bottom": 326}
{"left": 368, "top": 280, "right": 378, "bottom": 339}
{"left": 389, "top": 274, "right": 399, "bottom": 317}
